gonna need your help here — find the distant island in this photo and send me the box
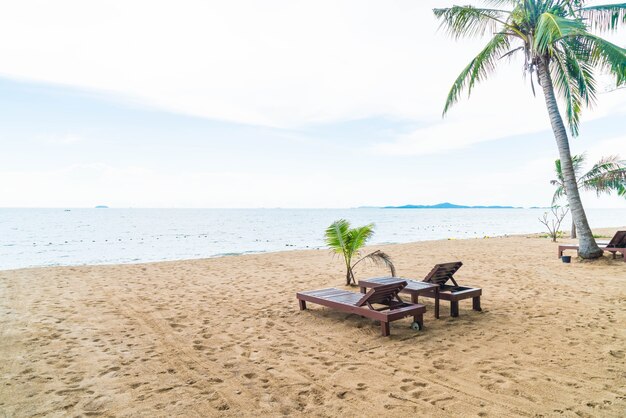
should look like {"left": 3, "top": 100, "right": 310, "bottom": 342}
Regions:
{"left": 375, "top": 202, "right": 520, "bottom": 209}
{"left": 95, "top": 205, "right": 109, "bottom": 209}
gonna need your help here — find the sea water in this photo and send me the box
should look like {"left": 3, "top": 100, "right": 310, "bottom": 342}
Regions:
{"left": 1, "top": 208, "right": 624, "bottom": 270}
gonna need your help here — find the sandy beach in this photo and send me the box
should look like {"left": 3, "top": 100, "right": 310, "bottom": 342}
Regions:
{"left": 1, "top": 229, "right": 625, "bottom": 417}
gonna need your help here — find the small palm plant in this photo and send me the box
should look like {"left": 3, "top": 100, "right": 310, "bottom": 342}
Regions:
{"left": 325, "top": 219, "right": 396, "bottom": 286}
{"left": 551, "top": 154, "right": 626, "bottom": 237}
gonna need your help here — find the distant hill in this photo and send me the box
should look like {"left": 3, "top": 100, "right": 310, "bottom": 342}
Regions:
{"left": 380, "top": 202, "right": 519, "bottom": 209}
{"left": 95, "top": 205, "right": 109, "bottom": 209}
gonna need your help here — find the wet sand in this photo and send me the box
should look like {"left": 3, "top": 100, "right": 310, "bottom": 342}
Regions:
{"left": 1, "top": 228, "right": 625, "bottom": 417}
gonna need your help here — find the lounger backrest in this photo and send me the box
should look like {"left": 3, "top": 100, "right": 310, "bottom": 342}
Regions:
{"left": 355, "top": 281, "right": 407, "bottom": 307}
{"left": 606, "top": 231, "right": 626, "bottom": 248}
{"left": 422, "top": 261, "right": 463, "bottom": 287}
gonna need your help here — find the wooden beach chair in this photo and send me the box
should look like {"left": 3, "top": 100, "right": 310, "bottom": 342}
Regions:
{"left": 558, "top": 231, "right": 626, "bottom": 261}
{"left": 419, "top": 261, "right": 482, "bottom": 317}
{"left": 296, "top": 282, "right": 426, "bottom": 336}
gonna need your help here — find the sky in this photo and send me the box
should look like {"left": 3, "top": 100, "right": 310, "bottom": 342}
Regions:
{"left": 0, "top": 0, "right": 624, "bottom": 208}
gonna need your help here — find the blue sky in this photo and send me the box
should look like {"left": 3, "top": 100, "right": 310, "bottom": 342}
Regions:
{"left": 0, "top": 1, "right": 624, "bottom": 208}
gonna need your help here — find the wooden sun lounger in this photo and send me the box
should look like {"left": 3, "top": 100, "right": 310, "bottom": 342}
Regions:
{"left": 296, "top": 282, "right": 426, "bottom": 336}
{"left": 419, "top": 262, "right": 482, "bottom": 317}
{"left": 558, "top": 231, "right": 626, "bottom": 262}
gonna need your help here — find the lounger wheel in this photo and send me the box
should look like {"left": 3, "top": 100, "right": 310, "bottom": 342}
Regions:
{"left": 410, "top": 321, "right": 421, "bottom": 331}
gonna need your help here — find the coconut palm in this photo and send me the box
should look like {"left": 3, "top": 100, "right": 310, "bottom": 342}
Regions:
{"left": 325, "top": 219, "right": 396, "bottom": 286}
{"left": 433, "top": 0, "right": 626, "bottom": 258}
{"left": 551, "top": 153, "right": 626, "bottom": 237}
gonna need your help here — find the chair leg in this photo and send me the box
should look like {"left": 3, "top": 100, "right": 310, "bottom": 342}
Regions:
{"left": 381, "top": 321, "right": 390, "bottom": 337}
{"left": 473, "top": 296, "right": 482, "bottom": 311}
{"left": 298, "top": 300, "right": 306, "bottom": 310}
{"left": 360, "top": 286, "right": 366, "bottom": 294}
{"left": 413, "top": 313, "right": 423, "bottom": 330}
{"left": 450, "top": 301, "right": 459, "bottom": 317}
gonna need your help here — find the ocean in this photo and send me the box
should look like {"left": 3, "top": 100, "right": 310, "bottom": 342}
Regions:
{"left": 1, "top": 207, "right": 624, "bottom": 270}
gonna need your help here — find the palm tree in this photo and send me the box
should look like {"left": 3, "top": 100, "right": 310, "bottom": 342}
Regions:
{"left": 551, "top": 153, "right": 626, "bottom": 237}
{"left": 433, "top": 0, "right": 626, "bottom": 258}
{"left": 325, "top": 219, "right": 396, "bottom": 286}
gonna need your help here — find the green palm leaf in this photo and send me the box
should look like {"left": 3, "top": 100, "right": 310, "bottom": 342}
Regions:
{"left": 324, "top": 219, "right": 350, "bottom": 255}
{"left": 551, "top": 153, "right": 585, "bottom": 204}
{"left": 534, "top": 12, "right": 585, "bottom": 54}
{"left": 578, "top": 156, "right": 626, "bottom": 196}
{"left": 550, "top": 48, "right": 582, "bottom": 134}
{"left": 443, "top": 33, "right": 511, "bottom": 114}
{"left": 552, "top": 154, "right": 626, "bottom": 202}
{"left": 345, "top": 224, "right": 375, "bottom": 258}
{"left": 577, "top": 34, "right": 626, "bottom": 86}
{"left": 433, "top": 6, "right": 510, "bottom": 39}
{"left": 579, "top": 3, "right": 626, "bottom": 32}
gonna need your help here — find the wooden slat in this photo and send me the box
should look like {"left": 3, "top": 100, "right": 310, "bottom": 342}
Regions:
{"left": 423, "top": 261, "right": 462, "bottom": 287}
{"left": 304, "top": 288, "right": 349, "bottom": 298}
{"left": 607, "top": 231, "right": 626, "bottom": 248}
{"left": 356, "top": 282, "right": 407, "bottom": 306}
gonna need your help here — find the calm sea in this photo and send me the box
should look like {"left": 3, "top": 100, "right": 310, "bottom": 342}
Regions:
{"left": 1, "top": 208, "right": 624, "bottom": 270}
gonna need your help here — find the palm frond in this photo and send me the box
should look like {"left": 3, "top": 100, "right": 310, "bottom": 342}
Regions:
{"left": 576, "top": 33, "right": 626, "bottom": 86}
{"left": 551, "top": 153, "right": 586, "bottom": 203}
{"left": 551, "top": 184, "right": 566, "bottom": 204}
{"left": 564, "top": 38, "right": 597, "bottom": 106}
{"left": 500, "top": 45, "right": 525, "bottom": 60}
{"left": 433, "top": 6, "right": 510, "bottom": 39}
{"left": 352, "top": 250, "right": 396, "bottom": 277}
{"left": 549, "top": 38, "right": 598, "bottom": 136}
{"left": 550, "top": 48, "right": 582, "bottom": 135}
{"left": 483, "top": 0, "right": 517, "bottom": 6}
{"left": 443, "top": 33, "right": 511, "bottom": 114}
{"left": 534, "top": 12, "right": 585, "bottom": 53}
{"left": 578, "top": 155, "right": 626, "bottom": 196}
{"left": 584, "top": 171, "right": 626, "bottom": 196}
{"left": 572, "top": 153, "right": 586, "bottom": 177}
{"left": 345, "top": 224, "right": 375, "bottom": 257}
{"left": 579, "top": 3, "right": 626, "bottom": 32}
{"left": 324, "top": 219, "right": 350, "bottom": 254}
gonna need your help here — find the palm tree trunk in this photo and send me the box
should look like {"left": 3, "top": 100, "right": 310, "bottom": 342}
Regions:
{"left": 537, "top": 58, "right": 602, "bottom": 259}
{"left": 347, "top": 268, "right": 356, "bottom": 286}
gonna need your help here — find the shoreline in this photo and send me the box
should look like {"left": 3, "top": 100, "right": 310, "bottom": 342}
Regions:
{"left": 0, "top": 228, "right": 579, "bottom": 273}
{"left": 4, "top": 207, "right": 626, "bottom": 272}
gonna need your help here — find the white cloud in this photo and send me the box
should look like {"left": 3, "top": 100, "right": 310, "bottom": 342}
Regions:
{"left": 371, "top": 100, "right": 548, "bottom": 156}
{"left": 2, "top": 0, "right": 622, "bottom": 133}
{"left": 39, "top": 133, "right": 85, "bottom": 145}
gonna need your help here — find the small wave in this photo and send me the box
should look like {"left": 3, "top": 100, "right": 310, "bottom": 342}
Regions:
{"left": 212, "top": 252, "right": 244, "bottom": 257}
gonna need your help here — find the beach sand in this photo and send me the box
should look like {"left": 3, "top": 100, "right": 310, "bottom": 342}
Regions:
{"left": 1, "top": 229, "right": 625, "bottom": 417}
